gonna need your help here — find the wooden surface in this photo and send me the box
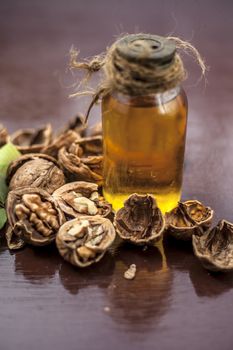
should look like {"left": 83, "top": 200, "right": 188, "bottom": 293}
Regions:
{"left": 1, "top": 1, "right": 233, "bottom": 349}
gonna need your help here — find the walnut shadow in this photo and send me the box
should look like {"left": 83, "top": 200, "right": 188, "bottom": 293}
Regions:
{"left": 14, "top": 243, "right": 60, "bottom": 284}
{"left": 106, "top": 239, "right": 173, "bottom": 330}
{"left": 165, "top": 236, "right": 233, "bottom": 298}
{"left": 58, "top": 252, "right": 115, "bottom": 295}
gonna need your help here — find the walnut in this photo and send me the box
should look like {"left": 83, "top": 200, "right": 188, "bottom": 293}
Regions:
{"left": 58, "top": 140, "right": 103, "bottom": 184}
{"left": 57, "top": 114, "right": 87, "bottom": 137}
{"left": 56, "top": 215, "right": 116, "bottom": 267}
{"left": 114, "top": 194, "right": 165, "bottom": 245}
{"left": 76, "top": 136, "right": 102, "bottom": 156}
{"left": 0, "top": 124, "right": 9, "bottom": 147}
{"left": 10, "top": 124, "right": 52, "bottom": 154}
{"left": 6, "top": 153, "right": 65, "bottom": 194}
{"left": 89, "top": 122, "right": 102, "bottom": 137}
{"left": 6, "top": 225, "right": 26, "bottom": 250}
{"left": 6, "top": 187, "right": 65, "bottom": 248}
{"left": 165, "top": 200, "right": 214, "bottom": 240}
{"left": 42, "top": 130, "right": 79, "bottom": 158}
{"left": 193, "top": 220, "right": 233, "bottom": 272}
{"left": 53, "top": 181, "right": 112, "bottom": 218}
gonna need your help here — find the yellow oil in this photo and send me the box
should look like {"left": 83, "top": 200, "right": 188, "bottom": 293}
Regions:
{"left": 101, "top": 89, "right": 188, "bottom": 213}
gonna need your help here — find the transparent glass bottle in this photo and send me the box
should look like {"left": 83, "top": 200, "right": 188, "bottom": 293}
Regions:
{"left": 101, "top": 34, "right": 188, "bottom": 213}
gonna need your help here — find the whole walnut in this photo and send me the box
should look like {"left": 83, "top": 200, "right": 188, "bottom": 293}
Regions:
{"left": 7, "top": 153, "right": 65, "bottom": 194}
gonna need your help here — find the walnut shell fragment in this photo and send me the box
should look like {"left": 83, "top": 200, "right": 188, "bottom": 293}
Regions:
{"left": 10, "top": 124, "right": 52, "bottom": 154}
{"left": 6, "top": 187, "right": 65, "bottom": 248}
{"left": 0, "top": 124, "right": 9, "bottom": 147}
{"left": 193, "top": 220, "right": 233, "bottom": 272}
{"left": 56, "top": 215, "right": 116, "bottom": 267}
{"left": 57, "top": 114, "right": 87, "bottom": 137}
{"left": 53, "top": 181, "right": 112, "bottom": 218}
{"left": 89, "top": 122, "right": 102, "bottom": 137}
{"left": 76, "top": 136, "right": 102, "bottom": 156}
{"left": 7, "top": 153, "right": 65, "bottom": 194}
{"left": 42, "top": 130, "right": 79, "bottom": 158}
{"left": 114, "top": 194, "right": 165, "bottom": 245}
{"left": 165, "top": 200, "right": 214, "bottom": 241}
{"left": 58, "top": 140, "right": 103, "bottom": 185}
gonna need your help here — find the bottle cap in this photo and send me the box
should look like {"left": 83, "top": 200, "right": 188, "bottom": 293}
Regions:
{"left": 115, "top": 34, "right": 176, "bottom": 65}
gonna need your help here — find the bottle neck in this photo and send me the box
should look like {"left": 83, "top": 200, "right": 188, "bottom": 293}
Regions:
{"left": 111, "top": 86, "right": 182, "bottom": 108}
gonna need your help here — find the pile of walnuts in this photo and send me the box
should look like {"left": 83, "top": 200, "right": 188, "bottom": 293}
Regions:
{"left": 1, "top": 118, "right": 233, "bottom": 272}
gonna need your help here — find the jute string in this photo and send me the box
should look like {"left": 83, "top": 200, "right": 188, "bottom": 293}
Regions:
{"left": 69, "top": 35, "right": 207, "bottom": 122}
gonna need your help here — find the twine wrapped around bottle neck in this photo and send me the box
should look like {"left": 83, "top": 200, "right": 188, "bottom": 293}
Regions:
{"left": 69, "top": 34, "right": 207, "bottom": 122}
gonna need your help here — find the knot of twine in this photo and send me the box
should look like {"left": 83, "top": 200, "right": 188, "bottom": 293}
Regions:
{"left": 69, "top": 35, "right": 207, "bottom": 122}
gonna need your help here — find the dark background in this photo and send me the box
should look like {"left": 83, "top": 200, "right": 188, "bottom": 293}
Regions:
{"left": 1, "top": 1, "right": 233, "bottom": 350}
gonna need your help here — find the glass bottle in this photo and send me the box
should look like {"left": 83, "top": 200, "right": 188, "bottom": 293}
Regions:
{"left": 101, "top": 35, "right": 188, "bottom": 213}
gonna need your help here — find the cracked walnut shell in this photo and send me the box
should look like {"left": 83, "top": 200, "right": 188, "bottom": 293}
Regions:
{"left": 42, "top": 130, "right": 80, "bottom": 158}
{"left": 193, "top": 220, "right": 233, "bottom": 272}
{"left": 53, "top": 181, "right": 112, "bottom": 218}
{"left": 0, "top": 124, "right": 9, "bottom": 147}
{"left": 114, "top": 194, "right": 165, "bottom": 245}
{"left": 6, "top": 187, "right": 65, "bottom": 248}
{"left": 56, "top": 215, "right": 116, "bottom": 267}
{"left": 7, "top": 153, "right": 65, "bottom": 194}
{"left": 165, "top": 200, "right": 214, "bottom": 240}
{"left": 10, "top": 124, "right": 52, "bottom": 154}
{"left": 58, "top": 141, "right": 103, "bottom": 184}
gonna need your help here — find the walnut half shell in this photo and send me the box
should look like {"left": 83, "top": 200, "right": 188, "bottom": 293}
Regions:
{"left": 6, "top": 187, "right": 65, "bottom": 248}
{"left": 165, "top": 200, "right": 214, "bottom": 241}
{"left": 53, "top": 181, "right": 112, "bottom": 218}
{"left": 56, "top": 215, "right": 116, "bottom": 267}
{"left": 10, "top": 124, "right": 52, "bottom": 154}
{"left": 114, "top": 194, "right": 165, "bottom": 245}
{"left": 193, "top": 220, "right": 233, "bottom": 272}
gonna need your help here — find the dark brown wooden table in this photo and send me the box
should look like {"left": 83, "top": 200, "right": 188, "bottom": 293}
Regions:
{"left": 1, "top": 1, "right": 233, "bottom": 349}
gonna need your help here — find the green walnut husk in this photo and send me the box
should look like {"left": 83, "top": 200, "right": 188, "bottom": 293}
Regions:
{"left": 0, "top": 143, "right": 21, "bottom": 229}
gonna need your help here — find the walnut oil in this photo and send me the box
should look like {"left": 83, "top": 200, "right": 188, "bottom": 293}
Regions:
{"left": 101, "top": 34, "right": 188, "bottom": 213}
{"left": 102, "top": 88, "right": 187, "bottom": 213}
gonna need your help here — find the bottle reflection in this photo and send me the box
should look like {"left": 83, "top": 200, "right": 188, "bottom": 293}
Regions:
{"left": 107, "top": 239, "right": 172, "bottom": 330}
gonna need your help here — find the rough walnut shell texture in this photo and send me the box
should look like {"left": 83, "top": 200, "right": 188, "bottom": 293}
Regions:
{"left": 165, "top": 200, "right": 214, "bottom": 241}
{"left": 58, "top": 139, "right": 103, "bottom": 185}
{"left": 114, "top": 194, "right": 165, "bottom": 245}
{"left": 42, "top": 130, "right": 79, "bottom": 158}
{"left": 6, "top": 187, "right": 65, "bottom": 248}
{"left": 56, "top": 215, "right": 116, "bottom": 267}
{"left": 193, "top": 220, "right": 233, "bottom": 272}
{"left": 53, "top": 181, "right": 111, "bottom": 218}
{"left": 10, "top": 124, "right": 52, "bottom": 154}
{"left": 7, "top": 153, "right": 65, "bottom": 194}
{"left": 0, "top": 124, "right": 9, "bottom": 147}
